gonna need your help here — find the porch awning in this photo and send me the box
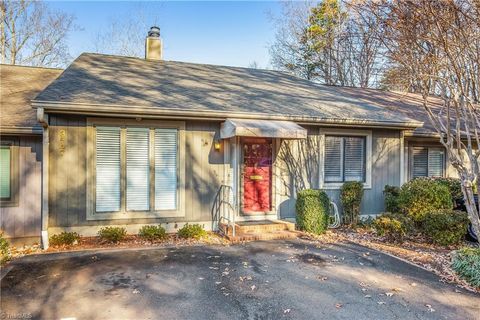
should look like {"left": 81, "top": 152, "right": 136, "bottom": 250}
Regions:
{"left": 220, "top": 118, "right": 307, "bottom": 139}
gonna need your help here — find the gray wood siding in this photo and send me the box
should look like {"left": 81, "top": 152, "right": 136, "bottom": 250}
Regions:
{"left": 49, "top": 115, "right": 225, "bottom": 227}
{"left": 1, "top": 135, "right": 42, "bottom": 240}
{"left": 278, "top": 128, "right": 401, "bottom": 218}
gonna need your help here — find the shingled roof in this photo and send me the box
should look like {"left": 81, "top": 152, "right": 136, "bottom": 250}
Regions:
{"left": 34, "top": 53, "right": 425, "bottom": 130}
{"left": 1, "top": 64, "right": 62, "bottom": 134}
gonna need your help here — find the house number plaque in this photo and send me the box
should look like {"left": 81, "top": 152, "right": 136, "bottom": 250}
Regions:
{"left": 59, "top": 129, "right": 66, "bottom": 155}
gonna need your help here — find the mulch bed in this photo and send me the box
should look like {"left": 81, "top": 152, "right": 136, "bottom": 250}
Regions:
{"left": 327, "top": 227, "right": 480, "bottom": 293}
{"left": 8, "top": 233, "right": 230, "bottom": 260}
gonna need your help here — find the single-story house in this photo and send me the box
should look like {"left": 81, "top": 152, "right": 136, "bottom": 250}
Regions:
{"left": 0, "top": 28, "right": 456, "bottom": 246}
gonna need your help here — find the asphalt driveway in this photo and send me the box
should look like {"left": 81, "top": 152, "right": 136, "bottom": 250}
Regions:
{"left": 1, "top": 239, "right": 479, "bottom": 320}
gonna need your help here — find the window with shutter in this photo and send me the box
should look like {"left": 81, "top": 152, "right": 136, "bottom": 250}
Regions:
{"left": 324, "top": 136, "right": 343, "bottom": 182}
{"left": 155, "top": 129, "right": 178, "bottom": 210}
{"left": 96, "top": 127, "right": 121, "bottom": 212}
{"left": 0, "top": 147, "right": 11, "bottom": 199}
{"left": 344, "top": 137, "right": 365, "bottom": 181}
{"left": 126, "top": 128, "right": 150, "bottom": 211}
{"left": 428, "top": 149, "right": 444, "bottom": 177}
{"left": 411, "top": 147, "right": 445, "bottom": 179}
{"left": 324, "top": 135, "right": 366, "bottom": 183}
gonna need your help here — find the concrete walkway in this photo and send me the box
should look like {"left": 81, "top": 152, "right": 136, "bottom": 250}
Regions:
{"left": 1, "top": 239, "right": 479, "bottom": 320}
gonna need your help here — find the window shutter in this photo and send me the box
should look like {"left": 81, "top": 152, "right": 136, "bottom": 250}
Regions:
{"left": 412, "top": 148, "right": 428, "bottom": 178}
{"left": 324, "top": 136, "right": 343, "bottom": 182}
{"left": 96, "top": 127, "right": 121, "bottom": 212}
{"left": 126, "top": 128, "right": 150, "bottom": 211}
{"left": 155, "top": 129, "right": 178, "bottom": 210}
{"left": 344, "top": 137, "right": 365, "bottom": 181}
{"left": 428, "top": 149, "right": 444, "bottom": 177}
{"left": 0, "top": 147, "right": 11, "bottom": 199}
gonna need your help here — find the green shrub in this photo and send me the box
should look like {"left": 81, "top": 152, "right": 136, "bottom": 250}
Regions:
{"left": 384, "top": 185, "right": 401, "bottom": 213}
{"left": 98, "top": 227, "right": 127, "bottom": 243}
{"left": 138, "top": 225, "right": 167, "bottom": 241}
{"left": 0, "top": 232, "right": 10, "bottom": 264}
{"left": 398, "top": 178, "right": 452, "bottom": 222}
{"left": 49, "top": 232, "right": 80, "bottom": 246}
{"left": 372, "top": 213, "right": 414, "bottom": 242}
{"left": 177, "top": 224, "right": 207, "bottom": 239}
{"left": 452, "top": 248, "right": 480, "bottom": 288}
{"left": 295, "top": 189, "right": 330, "bottom": 234}
{"left": 433, "top": 178, "right": 463, "bottom": 203}
{"left": 423, "top": 210, "right": 469, "bottom": 246}
{"left": 340, "top": 181, "right": 364, "bottom": 225}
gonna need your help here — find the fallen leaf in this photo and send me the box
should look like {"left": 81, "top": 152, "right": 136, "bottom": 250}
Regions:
{"left": 335, "top": 303, "right": 343, "bottom": 309}
{"left": 283, "top": 309, "right": 291, "bottom": 314}
{"left": 385, "top": 292, "right": 394, "bottom": 297}
{"left": 215, "top": 282, "right": 221, "bottom": 285}
{"left": 318, "top": 276, "right": 328, "bottom": 281}
{"left": 132, "top": 289, "right": 140, "bottom": 294}
{"left": 364, "top": 295, "right": 372, "bottom": 298}
{"left": 198, "top": 277, "right": 204, "bottom": 280}
{"left": 377, "top": 301, "right": 386, "bottom": 305}
{"left": 251, "top": 285, "right": 256, "bottom": 291}
{"left": 410, "top": 282, "right": 417, "bottom": 287}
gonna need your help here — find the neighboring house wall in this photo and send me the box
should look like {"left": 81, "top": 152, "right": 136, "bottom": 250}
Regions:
{"left": 48, "top": 115, "right": 226, "bottom": 233}
{"left": 0, "top": 135, "right": 43, "bottom": 244}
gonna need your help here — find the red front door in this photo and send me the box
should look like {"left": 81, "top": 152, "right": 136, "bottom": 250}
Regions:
{"left": 242, "top": 138, "right": 272, "bottom": 215}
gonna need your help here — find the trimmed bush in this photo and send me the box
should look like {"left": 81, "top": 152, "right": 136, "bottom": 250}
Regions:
{"left": 177, "top": 224, "right": 207, "bottom": 239}
{"left": 98, "top": 227, "right": 127, "bottom": 243}
{"left": 452, "top": 248, "right": 480, "bottom": 288}
{"left": 340, "top": 181, "right": 364, "bottom": 225}
{"left": 398, "top": 178, "right": 452, "bottom": 222}
{"left": 49, "top": 232, "right": 80, "bottom": 246}
{"left": 0, "top": 232, "right": 10, "bottom": 264}
{"left": 295, "top": 189, "right": 330, "bottom": 234}
{"left": 372, "top": 213, "right": 414, "bottom": 242}
{"left": 383, "top": 185, "right": 401, "bottom": 213}
{"left": 433, "top": 178, "right": 463, "bottom": 203}
{"left": 139, "top": 225, "right": 167, "bottom": 241}
{"left": 423, "top": 210, "right": 469, "bottom": 246}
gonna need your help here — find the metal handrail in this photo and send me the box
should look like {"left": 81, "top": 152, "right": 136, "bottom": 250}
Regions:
{"left": 215, "top": 185, "right": 236, "bottom": 237}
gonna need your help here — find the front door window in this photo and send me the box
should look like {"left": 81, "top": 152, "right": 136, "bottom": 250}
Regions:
{"left": 242, "top": 138, "right": 272, "bottom": 214}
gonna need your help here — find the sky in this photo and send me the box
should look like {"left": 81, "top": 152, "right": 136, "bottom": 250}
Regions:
{"left": 47, "top": 1, "right": 283, "bottom": 68}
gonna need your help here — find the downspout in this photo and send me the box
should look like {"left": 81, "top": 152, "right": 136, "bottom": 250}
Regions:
{"left": 400, "top": 130, "right": 405, "bottom": 186}
{"left": 37, "top": 108, "right": 49, "bottom": 249}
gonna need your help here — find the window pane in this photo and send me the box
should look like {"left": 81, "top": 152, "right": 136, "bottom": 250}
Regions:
{"left": 96, "top": 127, "right": 121, "bottom": 212}
{"left": 325, "top": 136, "right": 343, "bottom": 182}
{"left": 428, "top": 149, "right": 444, "bottom": 177}
{"left": 126, "top": 128, "right": 150, "bottom": 211}
{"left": 344, "top": 137, "right": 365, "bottom": 182}
{"left": 412, "top": 148, "right": 428, "bottom": 178}
{"left": 155, "top": 129, "right": 178, "bottom": 210}
{"left": 0, "top": 147, "right": 11, "bottom": 199}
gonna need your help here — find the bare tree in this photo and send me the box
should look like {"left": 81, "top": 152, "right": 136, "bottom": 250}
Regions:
{"left": 92, "top": 4, "right": 161, "bottom": 58}
{"left": 0, "top": 0, "right": 74, "bottom": 67}
{"left": 269, "top": 0, "right": 384, "bottom": 87}
{"left": 362, "top": 0, "right": 480, "bottom": 238}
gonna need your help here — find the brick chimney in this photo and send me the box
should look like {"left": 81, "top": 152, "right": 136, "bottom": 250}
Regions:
{"left": 145, "top": 26, "right": 162, "bottom": 60}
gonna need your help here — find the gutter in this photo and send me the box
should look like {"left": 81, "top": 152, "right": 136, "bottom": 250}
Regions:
{"left": 0, "top": 126, "right": 43, "bottom": 135}
{"left": 37, "top": 107, "right": 49, "bottom": 249}
{"left": 32, "top": 100, "right": 423, "bottom": 130}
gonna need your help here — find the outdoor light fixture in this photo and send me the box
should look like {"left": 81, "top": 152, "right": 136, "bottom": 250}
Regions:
{"left": 214, "top": 140, "right": 221, "bottom": 151}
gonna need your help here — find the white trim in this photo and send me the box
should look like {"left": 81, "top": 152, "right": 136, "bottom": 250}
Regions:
{"left": 41, "top": 123, "right": 49, "bottom": 249}
{"left": 319, "top": 128, "right": 372, "bottom": 189}
{"left": 400, "top": 131, "right": 405, "bottom": 185}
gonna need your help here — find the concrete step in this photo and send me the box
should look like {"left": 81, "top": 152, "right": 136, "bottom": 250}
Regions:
{"left": 227, "top": 230, "right": 299, "bottom": 243}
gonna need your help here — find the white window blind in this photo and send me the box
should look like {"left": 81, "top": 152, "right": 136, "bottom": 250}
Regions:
{"left": 324, "top": 136, "right": 343, "bottom": 182}
{"left": 96, "top": 127, "right": 121, "bottom": 212}
{"left": 412, "top": 148, "right": 428, "bottom": 178}
{"left": 344, "top": 137, "right": 365, "bottom": 181}
{"left": 126, "top": 128, "right": 150, "bottom": 211}
{"left": 0, "top": 147, "right": 11, "bottom": 199}
{"left": 155, "top": 129, "right": 178, "bottom": 210}
{"left": 428, "top": 149, "right": 444, "bottom": 177}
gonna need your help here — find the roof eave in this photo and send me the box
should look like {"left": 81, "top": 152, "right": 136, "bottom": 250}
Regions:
{"left": 32, "top": 100, "right": 423, "bottom": 130}
{"left": 0, "top": 126, "right": 43, "bottom": 135}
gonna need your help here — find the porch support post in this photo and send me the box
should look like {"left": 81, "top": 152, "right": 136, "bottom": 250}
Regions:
{"left": 400, "top": 130, "right": 406, "bottom": 186}
{"left": 40, "top": 113, "right": 49, "bottom": 249}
